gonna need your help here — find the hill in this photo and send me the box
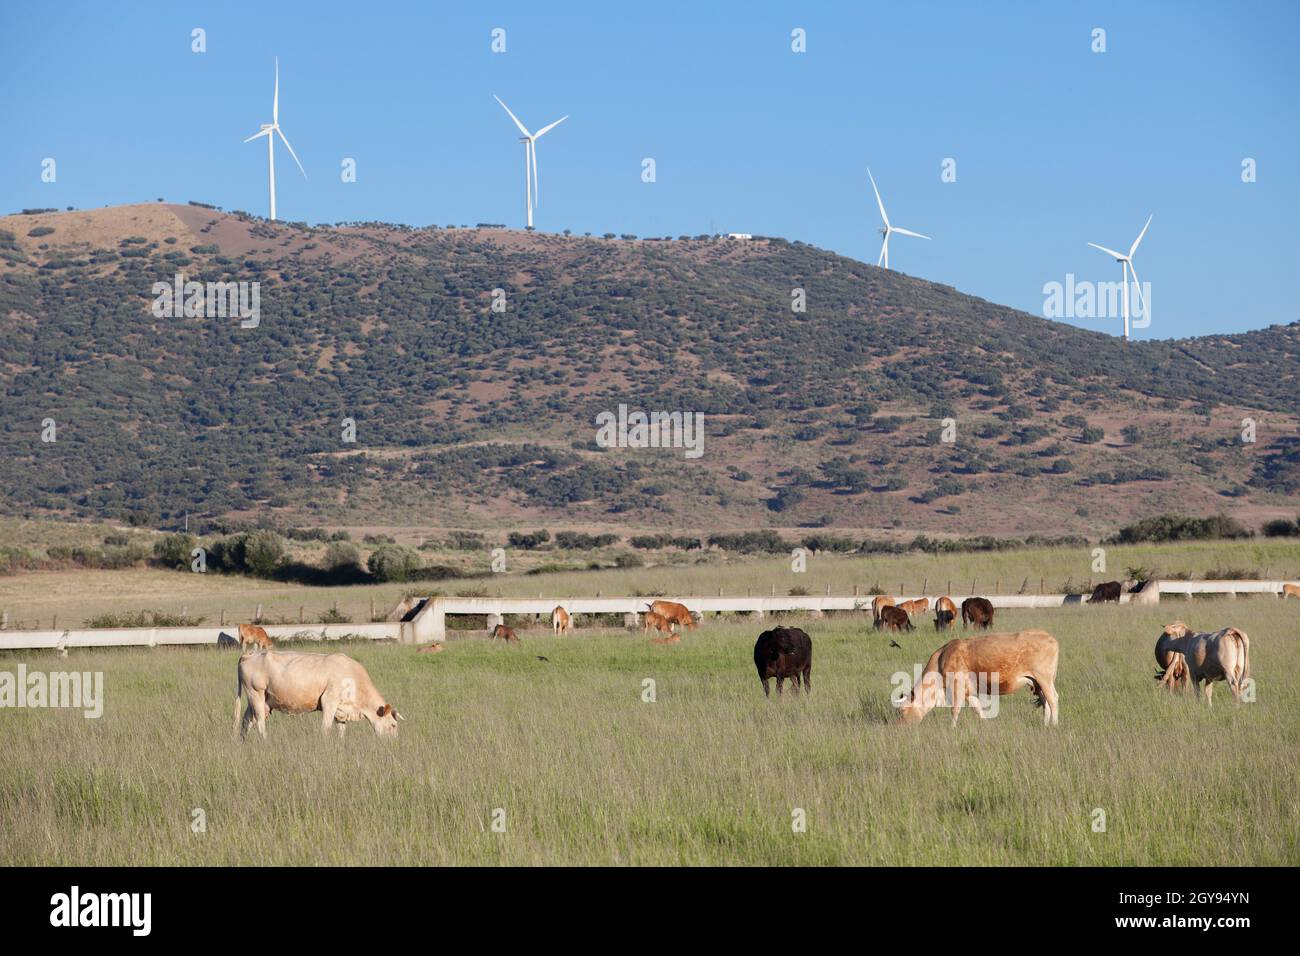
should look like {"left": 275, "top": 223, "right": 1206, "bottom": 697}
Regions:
{"left": 1, "top": 203, "right": 1297, "bottom": 537}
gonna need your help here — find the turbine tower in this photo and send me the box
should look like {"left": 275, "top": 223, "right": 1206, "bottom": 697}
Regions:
{"left": 244, "top": 57, "right": 306, "bottom": 221}
{"left": 1088, "top": 215, "right": 1151, "bottom": 341}
{"left": 868, "top": 168, "right": 930, "bottom": 270}
{"left": 494, "top": 95, "right": 568, "bottom": 229}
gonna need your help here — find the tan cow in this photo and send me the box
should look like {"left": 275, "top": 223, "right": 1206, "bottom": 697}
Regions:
{"left": 1282, "top": 583, "right": 1300, "bottom": 600}
{"left": 897, "top": 598, "right": 930, "bottom": 616}
{"left": 935, "top": 596, "right": 957, "bottom": 617}
{"left": 894, "top": 631, "right": 1060, "bottom": 727}
{"left": 235, "top": 650, "right": 402, "bottom": 739}
{"left": 1155, "top": 622, "right": 1250, "bottom": 705}
{"left": 871, "top": 595, "right": 895, "bottom": 624}
{"left": 491, "top": 623, "right": 520, "bottom": 643}
{"left": 552, "top": 605, "right": 571, "bottom": 636}
{"left": 648, "top": 600, "right": 697, "bottom": 629}
{"left": 643, "top": 611, "right": 677, "bottom": 635}
{"left": 237, "top": 623, "right": 273, "bottom": 651}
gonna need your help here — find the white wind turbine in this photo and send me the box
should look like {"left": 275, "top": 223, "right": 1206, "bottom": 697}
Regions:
{"left": 494, "top": 95, "right": 568, "bottom": 229}
{"left": 1088, "top": 215, "right": 1151, "bottom": 341}
{"left": 868, "top": 168, "right": 930, "bottom": 270}
{"left": 243, "top": 57, "right": 306, "bottom": 221}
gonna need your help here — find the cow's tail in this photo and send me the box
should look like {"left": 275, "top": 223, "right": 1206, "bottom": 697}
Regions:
{"left": 234, "top": 669, "right": 244, "bottom": 732}
{"left": 1230, "top": 629, "right": 1250, "bottom": 694}
{"left": 1025, "top": 675, "right": 1046, "bottom": 709}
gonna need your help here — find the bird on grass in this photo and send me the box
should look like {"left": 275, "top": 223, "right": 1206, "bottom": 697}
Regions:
{"left": 536, "top": 655, "right": 550, "bottom": 663}
{"left": 889, "top": 640, "right": 902, "bottom": 649}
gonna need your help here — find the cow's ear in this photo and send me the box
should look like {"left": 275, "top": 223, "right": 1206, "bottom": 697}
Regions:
{"left": 377, "top": 704, "right": 389, "bottom": 717}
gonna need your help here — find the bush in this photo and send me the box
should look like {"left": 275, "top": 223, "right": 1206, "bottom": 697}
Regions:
{"left": 323, "top": 540, "right": 361, "bottom": 571}
{"left": 1261, "top": 518, "right": 1298, "bottom": 537}
{"left": 367, "top": 545, "right": 423, "bottom": 582}
{"left": 152, "top": 532, "right": 196, "bottom": 570}
{"left": 243, "top": 529, "right": 286, "bottom": 577}
{"left": 1109, "top": 513, "right": 1253, "bottom": 544}
{"left": 507, "top": 530, "right": 551, "bottom": 550}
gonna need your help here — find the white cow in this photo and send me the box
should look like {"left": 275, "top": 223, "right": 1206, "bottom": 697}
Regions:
{"left": 236, "top": 650, "right": 403, "bottom": 739}
{"left": 1155, "top": 622, "right": 1250, "bottom": 705}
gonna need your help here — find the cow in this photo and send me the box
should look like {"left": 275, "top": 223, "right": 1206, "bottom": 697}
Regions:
{"left": 417, "top": 643, "right": 444, "bottom": 654}
{"left": 894, "top": 631, "right": 1060, "bottom": 727}
{"left": 871, "top": 595, "right": 895, "bottom": 624}
{"left": 491, "top": 623, "right": 520, "bottom": 643}
{"left": 1154, "top": 622, "right": 1250, "bottom": 705}
{"left": 961, "top": 597, "right": 995, "bottom": 629}
{"left": 651, "top": 634, "right": 681, "bottom": 645}
{"left": 235, "top": 650, "right": 403, "bottom": 740}
{"left": 1153, "top": 635, "right": 1190, "bottom": 692}
{"left": 642, "top": 611, "right": 677, "bottom": 635}
{"left": 648, "top": 600, "right": 697, "bottom": 630}
{"left": 237, "top": 623, "right": 273, "bottom": 651}
{"left": 1088, "top": 581, "right": 1123, "bottom": 604}
{"left": 551, "top": 605, "right": 571, "bottom": 636}
{"left": 876, "top": 605, "right": 914, "bottom": 632}
{"left": 935, "top": 596, "right": 957, "bottom": 618}
{"left": 897, "top": 598, "right": 930, "bottom": 616}
{"left": 934, "top": 609, "right": 955, "bottom": 631}
{"left": 1282, "top": 583, "right": 1300, "bottom": 600}
{"left": 753, "top": 627, "right": 812, "bottom": 697}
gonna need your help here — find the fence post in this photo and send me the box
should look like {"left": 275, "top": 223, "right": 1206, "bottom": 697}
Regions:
{"left": 220, "top": 608, "right": 226, "bottom": 626}
{"left": 1, "top": 611, "right": 7, "bottom": 630}
{"left": 255, "top": 603, "right": 263, "bottom": 623}
{"left": 370, "top": 597, "right": 376, "bottom": 622}
{"left": 971, "top": 579, "right": 977, "bottom": 596}
{"left": 946, "top": 580, "right": 951, "bottom": 596}
{"left": 921, "top": 578, "right": 928, "bottom": 595}
{"left": 299, "top": 606, "right": 304, "bottom": 624}
{"left": 52, "top": 614, "right": 57, "bottom": 630}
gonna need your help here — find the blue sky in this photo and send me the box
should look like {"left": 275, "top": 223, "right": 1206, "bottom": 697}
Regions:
{"left": 2, "top": 1, "right": 1297, "bottom": 338}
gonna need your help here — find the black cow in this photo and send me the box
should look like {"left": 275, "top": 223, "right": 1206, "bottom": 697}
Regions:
{"left": 1088, "top": 581, "right": 1122, "bottom": 604}
{"left": 875, "top": 605, "right": 914, "bottom": 632}
{"left": 961, "top": 597, "right": 995, "bottom": 629}
{"left": 934, "top": 609, "right": 955, "bottom": 631}
{"left": 753, "top": 627, "right": 812, "bottom": 697}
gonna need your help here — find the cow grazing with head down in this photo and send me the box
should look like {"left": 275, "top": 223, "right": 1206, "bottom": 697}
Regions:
{"left": 1088, "top": 581, "right": 1123, "bottom": 604}
{"left": 961, "top": 597, "right": 994, "bottom": 629}
{"left": 871, "top": 595, "right": 895, "bottom": 625}
{"left": 235, "top": 650, "right": 403, "bottom": 739}
{"left": 894, "top": 631, "right": 1060, "bottom": 727}
{"left": 551, "top": 606, "right": 571, "bottom": 636}
{"left": 643, "top": 611, "right": 676, "bottom": 636}
{"left": 491, "top": 623, "right": 520, "bottom": 643}
{"left": 935, "top": 596, "right": 957, "bottom": 618}
{"left": 934, "top": 609, "right": 955, "bottom": 631}
{"left": 648, "top": 600, "right": 697, "bottom": 630}
{"left": 237, "top": 623, "right": 273, "bottom": 650}
{"left": 876, "top": 605, "right": 913, "bottom": 632}
{"left": 1282, "top": 583, "right": 1300, "bottom": 600}
{"left": 1155, "top": 622, "right": 1250, "bottom": 705}
{"left": 897, "top": 598, "right": 930, "bottom": 616}
{"left": 753, "top": 627, "right": 812, "bottom": 697}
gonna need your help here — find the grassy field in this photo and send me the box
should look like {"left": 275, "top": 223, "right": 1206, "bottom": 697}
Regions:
{"left": 1, "top": 600, "right": 1295, "bottom": 865}
{"left": 3, "top": 538, "right": 1298, "bottom": 631}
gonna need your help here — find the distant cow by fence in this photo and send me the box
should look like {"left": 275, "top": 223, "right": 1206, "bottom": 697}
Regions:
{"left": 1088, "top": 581, "right": 1123, "bottom": 604}
{"left": 962, "top": 597, "right": 994, "bottom": 629}
{"left": 876, "top": 605, "right": 914, "bottom": 632}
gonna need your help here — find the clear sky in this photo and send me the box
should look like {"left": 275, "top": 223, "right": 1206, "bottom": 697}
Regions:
{"left": 2, "top": 1, "right": 1297, "bottom": 338}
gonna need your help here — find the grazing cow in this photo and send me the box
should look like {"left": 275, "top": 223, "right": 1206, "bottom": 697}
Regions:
{"left": 642, "top": 611, "right": 677, "bottom": 635}
{"left": 1155, "top": 622, "right": 1250, "bottom": 705}
{"left": 934, "top": 609, "right": 955, "bottom": 631}
{"left": 237, "top": 623, "right": 273, "bottom": 651}
{"left": 1282, "top": 583, "right": 1300, "bottom": 600}
{"left": 961, "top": 597, "right": 995, "bottom": 629}
{"left": 1088, "top": 581, "right": 1123, "bottom": 604}
{"left": 894, "top": 631, "right": 1060, "bottom": 727}
{"left": 876, "top": 605, "right": 914, "bottom": 632}
{"left": 417, "top": 643, "right": 444, "bottom": 654}
{"left": 651, "top": 634, "right": 680, "bottom": 645}
{"left": 1153, "top": 636, "right": 1190, "bottom": 692}
{"left": 648, "top": 600, "right": 697, "bottom": 629}
{"left": 935, "top": 596, "right": 957, "bottom": 618}
{"left": 491, "top": 623, "right": 520, "bottom": 643}
{"left": 871, "top": 595, "right": 896, "bottom": 624}
{"left": 753, "top": 627, "right": 812, "bottom": 697}
{"left": 551, "top": 605, "right": 571, "bottom": 636}
{"left": 235, "top": 650, "right": 403, "bottom": 739}
{"left": 897, "top": 598, "right": 930, "bottom": 616}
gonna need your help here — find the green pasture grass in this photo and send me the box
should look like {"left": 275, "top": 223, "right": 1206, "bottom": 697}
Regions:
{"left": 1, "top": 600, "right": 1295, "bottom": 865}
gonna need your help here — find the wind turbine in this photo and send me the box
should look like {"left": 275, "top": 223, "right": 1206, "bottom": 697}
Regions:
{"left": 243, "top": 57, "right": 306, "bottom": 221}
{"left": 1088, "top": 214, "right": 1151, "bottom": 341}
{"left": 867, "top": 168, "right": 930, "bottom": 270}
{"left": 494, "top": 95, "right": 568, "bottom": 229}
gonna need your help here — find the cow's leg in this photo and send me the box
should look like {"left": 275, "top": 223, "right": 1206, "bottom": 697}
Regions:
{"left": 776, "top": 676, "right": 785, "bottom": 696}
{"left": 790, "top": 673, "right": 801, "bottom": 695}
{"left": 1202, "top": 681, "right": 1214, "bottom": 707}
{"left": 1042, "top": 682, "right": 1060, "bottom": 726}
{"left": 803, "top": 667, "right": 812, "bottom": 695}
{"left": 337, "top": 721, "right": 347, "bottom": 739}
{"left": 253, "top": 695, "right": 269, "bottom": 740}
{"left": 239, "top": 701, "right": 256, "bottom": 740}
{"left": 319, "top": 690, "right": 340, "bottom": 735}
{"left": 761, "top": 677, "right": 770, "bottom": 697}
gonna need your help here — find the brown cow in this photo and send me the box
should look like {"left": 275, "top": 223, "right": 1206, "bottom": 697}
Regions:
{"left": 417, "top": 642, "right": 445, "bottom": 654}
{"left": 871, "top": 595, "right": 896, "bottom": 624}
{"left": 1282, "top": 583, "right": 1300, "bottom": 600}
{"left": 1088, "top": 581, "right": 1122, "bottom": 604}
{"left": 551, "top": 605, "right": 571, "bottom": 636}
{"left": 753, "top": 627, "right": 812, "bottom": 697}
{"left": 897, "top": 598, "right": 930, "bottom": 616}
{"left": 490, "top": 623, "right": 520, "bottom": 643}
{"left": 962, "top": 597, "right": 995, "bottom": 629}
{"left": 238, "top": 623, "right": 273, "bottom": 651}
{"left": 650, "top": 634, "right": 680, "bottom": 645}
{"left": 934, "top": 609, "right": 955, "bottom": 631}
{"left": 935, "top": 596, "right": 957, "bottom": 618}
{"left": 894, "top": 631, "right": 1060, "bottom": 727}
{"left": 875, "top": 605, "right": 914, "bottom": 632}
{"left": 642, "top": 611, "right": 677, "bottom": 635}
{"left": 648, "top": 600, "right": 697, "bottom": 629}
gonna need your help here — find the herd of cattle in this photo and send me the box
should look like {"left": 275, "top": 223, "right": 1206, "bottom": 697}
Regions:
{"left": 229, "top": 586, "right": 1261, "bottom": 737}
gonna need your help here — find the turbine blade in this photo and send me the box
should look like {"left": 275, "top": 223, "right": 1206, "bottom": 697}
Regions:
{"left": 867, "top": 168, "right": 889, "bottom": 228}
{"left": 1128, "top": 262, "right": 1147, "bottom": 315}
{"left": 276, "top": 127, "right": 307, "bottom": 179}
{"left": 493, "top": 95, "right": 531, "bottom": 138}
{"left": 1088, "top": 242, "right": 1126, "bottom": 260}
{"left": 878, "top": 233, "right": 889, "bottom": 267}
{"left": 533, "top": 115, "right": 568, "bottom": 139}
{"left": 1129, "top": 214, "right": 1152, "bottom": 257}
{"left": 273, "top": 57, "right": 279, "bottom": 126}
{"left": 891, "top": 227, "right": 930, "bottom": 240}
{"left": 530, "top": 140, "right": 539, "bottom": 207}
{"left": 243, "top": 128, "right": 273, "bottom": 143}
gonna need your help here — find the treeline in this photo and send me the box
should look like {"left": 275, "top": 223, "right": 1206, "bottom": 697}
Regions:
{"left": 1106, "top": 513, "right": 1254, "bottom": 544}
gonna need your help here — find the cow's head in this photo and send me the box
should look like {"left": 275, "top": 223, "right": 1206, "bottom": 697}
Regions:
{"left": 370, "top": 703, "right": 403, "bottom": 737}
{"left": 1162, "top": 621, "right": 1192, "bottom": 639}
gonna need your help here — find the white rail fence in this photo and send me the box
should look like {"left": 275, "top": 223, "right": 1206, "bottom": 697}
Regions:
{"left": 0, "top": 580, "right": 1293, "bottom": 650}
